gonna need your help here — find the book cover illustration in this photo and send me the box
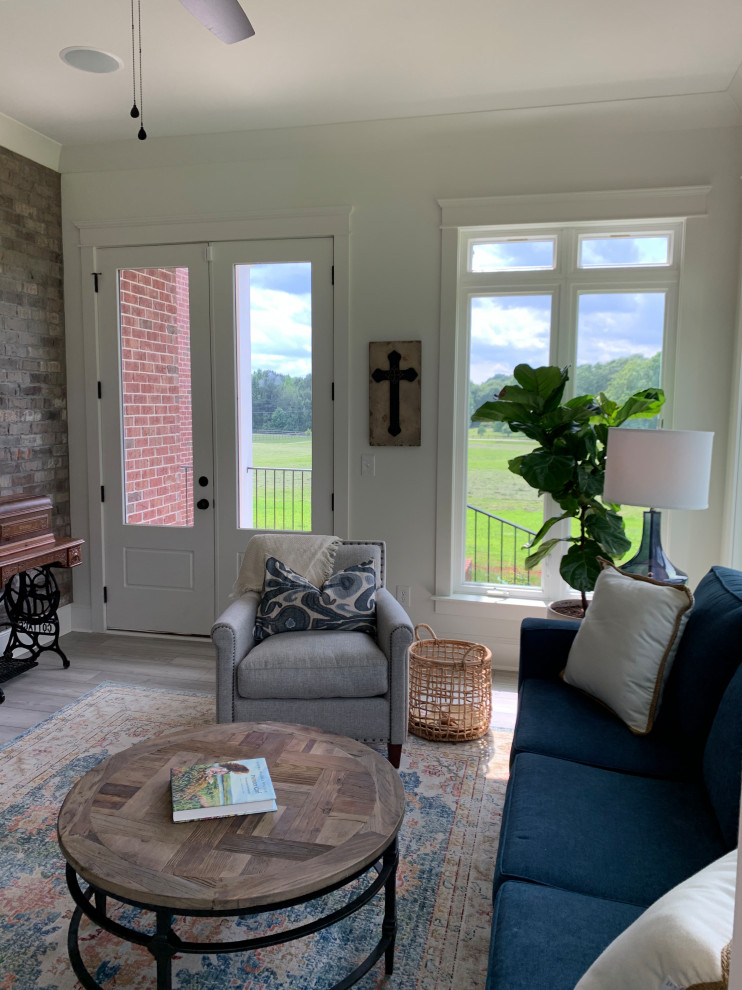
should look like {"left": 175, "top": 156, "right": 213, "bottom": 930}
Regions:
{"left": 171, "top": 757, "right": 277, "bottom": 822}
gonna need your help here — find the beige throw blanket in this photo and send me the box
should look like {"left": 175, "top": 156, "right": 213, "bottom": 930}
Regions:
{"left": 231, "top": 534, "right": 341, "bottom": 597}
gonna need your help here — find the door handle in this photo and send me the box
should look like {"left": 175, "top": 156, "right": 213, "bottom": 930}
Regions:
{"left": 198, "top": 476, "right": 209, "bottom": 487}
{"left": 196, "top": 498, "right": 210, "bottom": 510}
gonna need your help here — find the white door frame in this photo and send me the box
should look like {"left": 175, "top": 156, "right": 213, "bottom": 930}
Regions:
{"left": 75, "top": 207, "right": 351, "bottom": 633}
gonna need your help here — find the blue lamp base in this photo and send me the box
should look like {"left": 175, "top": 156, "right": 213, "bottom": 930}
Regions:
{"left": 619, "top": 509, "right": 688, "bottom": 585}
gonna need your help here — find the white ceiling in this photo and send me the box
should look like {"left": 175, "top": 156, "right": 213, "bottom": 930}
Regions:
{"left": 2, "top": 0, "right": 742, "bottom": 147}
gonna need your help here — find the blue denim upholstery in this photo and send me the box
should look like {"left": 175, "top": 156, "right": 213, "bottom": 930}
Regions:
{"left": 494, "top": 753, "right": 726, "bottom": 906}
{"left": 486, "top": 567, "right": 742, "bottom": 990}
{"left": 486, "top": 882, "right": 642, "bottom": 990}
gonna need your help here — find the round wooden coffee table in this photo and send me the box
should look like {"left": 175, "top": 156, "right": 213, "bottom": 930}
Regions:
{"left": 57, "top": 721, "right": 406, "bottom": 990}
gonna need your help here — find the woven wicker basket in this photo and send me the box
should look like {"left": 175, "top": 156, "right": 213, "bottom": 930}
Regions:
{"left": 408, "top": 624, "right": 492, "bottom": 742}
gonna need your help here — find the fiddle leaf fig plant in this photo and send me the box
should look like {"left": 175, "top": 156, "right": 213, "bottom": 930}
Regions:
{"left": 471, "top": 364, "right": 665, "bottom": 610}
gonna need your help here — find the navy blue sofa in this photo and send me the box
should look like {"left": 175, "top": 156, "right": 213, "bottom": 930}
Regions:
{"left": 486, "top": 566, "right": 742, "bottom": 990}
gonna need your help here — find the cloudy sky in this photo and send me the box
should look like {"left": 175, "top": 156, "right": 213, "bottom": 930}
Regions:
{"left": 469, "top": 291, "right": 665, "bottom": 384}
{"left": 237, "top": 262, "right": 312, "bottom": 377}
{"left": 234, "top": 240, "right": 667, "bottom": 385}
{"left": 469, "top": 236, "right": 668, "bottom": 384}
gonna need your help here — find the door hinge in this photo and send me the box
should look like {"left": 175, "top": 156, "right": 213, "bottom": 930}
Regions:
{"left": 331, "top": 381, "right": 334, "bottom": 401}
{"left": 97, "top": 381, "right": 102, "bottom": 399}
{"left": 205, "top": 244, "right": 214, "bottom": 262}
{"left": 100, "top": 486, "right": 105, "bottom": 503}
{"left": 331, "top": 493, "right": 334, "bottom": 511}
{"left": 92, "top": 272, "right": 101, "bottom": 292}
{"left": 103, "top": 586, "right": 108, "bottom": 604}
{"left": 331, "top": 265, "right": 334, "bottom": 285}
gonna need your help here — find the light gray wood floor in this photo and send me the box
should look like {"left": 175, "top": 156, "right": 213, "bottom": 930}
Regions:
{"left": 0, "top": 631, "right": 518, "bottom": 744}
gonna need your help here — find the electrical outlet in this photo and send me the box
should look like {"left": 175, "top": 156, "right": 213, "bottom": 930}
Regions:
{"left": 396, "top": 585, "right": 411, "bottom": 608}
{"left": 361, "top": 454, "right": 375, "bottom": 477}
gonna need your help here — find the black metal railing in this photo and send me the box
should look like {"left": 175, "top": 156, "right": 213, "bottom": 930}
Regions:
{"left": 248, "top": 467, "right": 312, "bottom": 531}
{"left": 466, "top": 504, "right": 538, "bottom": 586}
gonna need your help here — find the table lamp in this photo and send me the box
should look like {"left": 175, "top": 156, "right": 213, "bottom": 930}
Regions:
{"left": 602, "top": 428, "right": 714, "bottom": 584}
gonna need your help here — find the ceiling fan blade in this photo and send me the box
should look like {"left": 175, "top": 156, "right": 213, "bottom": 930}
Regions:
{"left": 178, "top": 0, "right": 255, "bottom": 44}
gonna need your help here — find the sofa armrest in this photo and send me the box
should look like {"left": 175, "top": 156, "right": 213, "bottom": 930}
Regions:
{"left": 518, "top": 617, "right": 581, "bottom": 690}
{"left": 375, "top": 587, "right": 414, "bottom": 746}
{"left": 211, "top": 592, "right": 260, "bottom": 722}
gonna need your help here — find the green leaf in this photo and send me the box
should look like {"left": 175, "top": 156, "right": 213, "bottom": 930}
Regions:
{"left": 585, "top": 511, "right": 632, "bottom": 556}
{"left": 525, "top": 538, "right": 562, "bottom": 570}
{"left": 559, "top": 541, "right": 605, "bottom": 592}
{"left": 513, "top": 364, "right": 568, "bottom": 401}
{"left": 524, "top": 512, "right": 570, "bottom": 549}
{"left": 471, "top": 399, "right": 540, "bottom": 425}
{"left": 507, "top": 454, "right": 527, "bottom": 477}
{"left": 612, "top": 388, "right": 665, "bottom": 426}
{"left": 577, "top": 464, "right": 604, "bottom": 496}
{"left": 597, "top": 393, "right": 618, "bottom": 419}
{"left": 520, "top": 450, "right": 574, "bottom": 491}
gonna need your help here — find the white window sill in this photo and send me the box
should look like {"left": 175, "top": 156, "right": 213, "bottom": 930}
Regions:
{"left": 432, "top": 594, "right": 552, "bottom": 619}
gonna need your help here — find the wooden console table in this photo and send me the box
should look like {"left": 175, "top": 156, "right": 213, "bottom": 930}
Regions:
{"left": 0, "top": 496, "right": 83, "bottom": 704}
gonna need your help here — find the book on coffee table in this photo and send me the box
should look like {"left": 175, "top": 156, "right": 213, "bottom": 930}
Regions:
{"left": 171, "top": 757, "right": 277, "bottom": 822}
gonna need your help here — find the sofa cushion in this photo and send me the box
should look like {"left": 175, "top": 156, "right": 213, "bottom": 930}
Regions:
{"left": 495, "top": 753, "right": 726, "bottom": 907}
{"left": 486, "top": 881, "right": 642, "bottom": 990}
{"left": 660, "top": 565, "right": 742, "bottom": 751}
{"left": 237, "top": 630, "right": 388, "bottom": 700}
{"left": 574, "top": 849, "right": 735, "bottom": 990}
{"left": 563, "top": 562, "right": 693, "bottom": 734}
{"left": 703, "top": 663, "right": 742, "bottom": 848}
{"left": 513, "top": 678, "right": 696, "bottom": 779}
{"left": 254, "top": 556, "right": 376, "bottom": 642}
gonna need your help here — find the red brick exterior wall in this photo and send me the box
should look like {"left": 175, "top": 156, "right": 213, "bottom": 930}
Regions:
{"left": 119, "top": 268, "right": 193, "bottom": 527}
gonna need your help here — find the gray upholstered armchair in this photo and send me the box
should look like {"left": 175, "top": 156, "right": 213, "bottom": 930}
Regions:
{"left": 211, "top": 539, "right": 413, "bottom": 768}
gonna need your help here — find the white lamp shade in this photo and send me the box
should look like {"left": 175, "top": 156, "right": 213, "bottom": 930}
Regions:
{"left": 603, "top": 428, "right": 714, "bottom": 510}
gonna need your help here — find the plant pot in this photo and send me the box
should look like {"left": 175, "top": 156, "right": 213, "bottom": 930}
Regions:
{"left": 548, "top": 599, "right": 586, "bottom": 621}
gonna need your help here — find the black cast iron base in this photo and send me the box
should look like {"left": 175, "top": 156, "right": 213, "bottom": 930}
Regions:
{"left": 65, "top": 839, "right": 399, "bottom": 990}
{"left": 0, "top": 564, "right": 70, "bottom": 704}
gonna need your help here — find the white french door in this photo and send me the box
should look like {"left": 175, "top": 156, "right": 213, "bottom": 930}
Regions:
{"left": 96, "top": 238, "right": 334, "bottom": 635}
{"left": 210, "top": 239, "right": 334, "bottom": 610}
{"left": 98, "top": 244, "right": 215, "bottom": 634}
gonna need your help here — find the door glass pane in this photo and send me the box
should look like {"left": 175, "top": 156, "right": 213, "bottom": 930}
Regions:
{"left": 466, "top": 294, "right": 551, "bottom": 586}
{"left": 236, "top": 263, "right": 312, "bottom": 531}
{"left": 578, "top": 234, "right": 671, "bottom": 268}
{"left": 574, "top": 291, "right": 665, "bottom": 558}
{"left": 470, "top": 238, "right": 556, "bottom": 272}
{"left": 119, "top": 267, "right": 193, "bottom": 527}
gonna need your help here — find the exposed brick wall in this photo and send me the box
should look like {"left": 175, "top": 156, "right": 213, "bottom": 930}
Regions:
{"left": 0, "top": 146, "right": 71, "bottom": 605}
{"left": 120, "top": 267, "right": 192, "bottom": 526}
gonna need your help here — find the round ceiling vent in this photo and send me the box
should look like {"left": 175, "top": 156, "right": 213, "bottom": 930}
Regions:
{"left": 59, "top": 47, "right": 123, "bottom": 74}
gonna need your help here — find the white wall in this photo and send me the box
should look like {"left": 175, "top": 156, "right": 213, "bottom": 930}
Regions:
{"left": 59, "top": 96, "right": 742, "bottom": 666}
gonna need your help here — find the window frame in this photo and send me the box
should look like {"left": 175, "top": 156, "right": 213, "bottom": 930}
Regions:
{"left": 448, "top": 218, "right": 683, "bottom": 602}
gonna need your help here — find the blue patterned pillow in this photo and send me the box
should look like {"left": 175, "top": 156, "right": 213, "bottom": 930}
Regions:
{"left": 254, "top": 556, "right": 377, "bottom": 641}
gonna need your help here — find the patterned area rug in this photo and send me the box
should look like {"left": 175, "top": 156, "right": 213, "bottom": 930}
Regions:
{"left": 0, "top": 684, "right": 512, "bottom": 989}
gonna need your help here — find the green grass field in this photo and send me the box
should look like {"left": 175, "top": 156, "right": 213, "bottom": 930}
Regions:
{"left": 251, "top": 435, "right": 312, "bottom": 531}
{"left": 466, "top": 435, "right": 644, "bottom": 584}
{"left": 250, "top": 433, "right": 644, "bottom": 582}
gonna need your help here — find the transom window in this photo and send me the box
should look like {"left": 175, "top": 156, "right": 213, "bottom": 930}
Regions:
{"left": 455, "top": 219, "right": 681, "bottom": 600}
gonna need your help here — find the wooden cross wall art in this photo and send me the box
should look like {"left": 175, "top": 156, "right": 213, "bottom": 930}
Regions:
{"left": 369, "top": 341, "right": 421, "bottom": 446}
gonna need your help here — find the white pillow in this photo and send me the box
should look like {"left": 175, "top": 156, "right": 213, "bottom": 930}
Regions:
{"left": 563, "top": 560, "right": 694, "bottom": 734}
{"left": 575, "top": 849, "right": 735, "bottom": 990}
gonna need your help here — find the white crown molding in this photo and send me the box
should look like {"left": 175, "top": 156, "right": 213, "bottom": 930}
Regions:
{"left": 0, "top": 111, "right": 61, "bottom": 171}
{"left": 73, "top": 206, "right": 353, "bottom": 248}
{"left": 438, "top": 186, "right": 712, "bottom": 228}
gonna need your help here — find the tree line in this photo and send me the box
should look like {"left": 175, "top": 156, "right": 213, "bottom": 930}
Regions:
{"left": 252, "top": 369, "right": 312, "bottom": 433}
{"left": 469, "top": 353, "right": 661, "bottom": 432}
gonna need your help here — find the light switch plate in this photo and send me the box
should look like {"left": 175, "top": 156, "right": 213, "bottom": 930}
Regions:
{"left": 361, "top": 454, "right": 375, "bottom": 477}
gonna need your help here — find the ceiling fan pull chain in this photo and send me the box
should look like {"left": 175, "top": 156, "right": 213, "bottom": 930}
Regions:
{"left": 129, "top": 0, "right": 139, "bottom": 119}
{"left": 137, "top": 0, "right": 147, "bottom": 139}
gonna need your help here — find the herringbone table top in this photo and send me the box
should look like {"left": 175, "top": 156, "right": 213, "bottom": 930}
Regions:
{"left": 57, "top": 721, "right": 405, "bottom": 912}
